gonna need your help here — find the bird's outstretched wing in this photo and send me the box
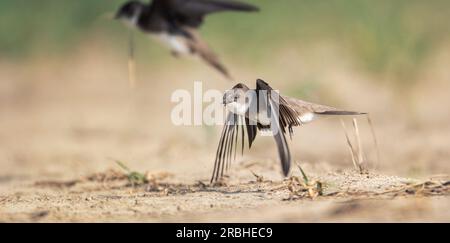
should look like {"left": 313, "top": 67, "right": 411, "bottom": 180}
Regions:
{"left": 256, "top": 79, "right": 301, "bottom": 135}
{"left": 183, "top": 28, "right": 232, "bottom": 79}
{"left": 267, "top": 94, "right": 292, "bottom": 177}
{"left": 257, "top": 79, "right": 365, "bottom": 132}
{"left": 256, "top": 79, "right": 292, "bottom": 177}
{"left": 282, "top": 96, "right": 366, "bottom": 126}
{"left": 210, "top": 112, "right": 257, "bottom": 183}
{"left": 154, "top": 0, "right": 259, "bottom": 28}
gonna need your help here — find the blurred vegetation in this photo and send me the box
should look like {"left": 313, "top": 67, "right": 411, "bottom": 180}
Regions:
{"left": 0, "top": 0, "right": 117, "bottom": 57}
{"left": 1, "top": 0, "right": 449, "bottom": 85}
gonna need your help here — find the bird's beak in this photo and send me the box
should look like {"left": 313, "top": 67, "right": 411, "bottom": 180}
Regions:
{"left": 114, "top": 12, "right": 122, "bottom": 20}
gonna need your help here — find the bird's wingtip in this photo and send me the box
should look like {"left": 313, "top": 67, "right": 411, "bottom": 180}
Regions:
{"left": 282, "top": 166, "right": 291, "bottom": 177}
{"left": 250, "top": 6, "right": 260, "bottom": 12}
{"left": 224, "top": 73, "right": 235, "bottom": 81}
{"left": 318, "top": 111, "right": 367, "bottom": 116}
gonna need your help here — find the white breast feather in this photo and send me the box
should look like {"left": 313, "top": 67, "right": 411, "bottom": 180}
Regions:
{"left": 152, "top": 33, "right": 190, "bottom": 54}
{"left": 226, "top": 102, "right": 248, "bottom": 116}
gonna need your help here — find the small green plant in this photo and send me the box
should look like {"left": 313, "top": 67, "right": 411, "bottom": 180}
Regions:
{"left": 113, "top": 159, "right": 148, "bottom": 185}
{"left": 286, "top": 163, "right": 323, "bottom": 199}
{"left": 297, "top": 163, "right": 309, "bottom": 185}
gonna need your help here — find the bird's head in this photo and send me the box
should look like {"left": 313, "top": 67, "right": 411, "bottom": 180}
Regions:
{"left": 223, "top": 83, "right": 252, "bottom": 115}
{"left": 115, "top": 1, "right": 145, "bottom": 25}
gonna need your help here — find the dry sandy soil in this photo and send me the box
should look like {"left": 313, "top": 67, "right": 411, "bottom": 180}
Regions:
{"left": 1, "top": 169, "right": 449, "bottom": 222}
{"left": 1, "top": 46, "right": 450, "bottom": 222}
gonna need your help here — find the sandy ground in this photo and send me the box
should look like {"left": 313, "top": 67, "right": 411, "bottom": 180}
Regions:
{"left": 1, "top": 45, "right": 450, "bottom": 222}
{"left": 1, "top": 168, "right": 449, "bottom": 222}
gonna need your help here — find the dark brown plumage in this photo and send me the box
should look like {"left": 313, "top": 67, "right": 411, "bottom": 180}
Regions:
{"left": 115, "top": 0, "right": 259, "bottom": 79}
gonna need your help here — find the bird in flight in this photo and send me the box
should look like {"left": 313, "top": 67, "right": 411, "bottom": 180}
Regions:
{"left": 211, "top": 79, "right": 366, "bottom": 183}
{"left": 115, "top": 0, "right": 259, "bottom": 79}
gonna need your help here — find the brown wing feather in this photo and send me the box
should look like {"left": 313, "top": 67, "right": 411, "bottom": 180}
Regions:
{"left": 159, "top": 0, "right": 259, "bottom": 28}
{"left": 211, "top": 113, "right": 254, "bottom": 183}
{"left": 183, "top": 28, "right": 232, "bottom": 79}
{"left": 282, "top": 96, "right": 365, "bottom": 125}
{"left": 283, "top": 96, "right": 341, "bottom": 115}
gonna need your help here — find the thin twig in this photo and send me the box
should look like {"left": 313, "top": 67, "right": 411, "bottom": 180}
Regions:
{"left": 340, "top": 119, "right": 359, "bottom": 172}
{"left": 367, "top": 115, "right": 380, "bottom": 169}
{"left": 352, "top": 118, "right": 365, "bottom": 170}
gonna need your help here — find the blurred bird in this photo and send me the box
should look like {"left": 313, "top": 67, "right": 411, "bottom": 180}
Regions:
{"left": 211, "top": 79, "right": 366, "bottom": 182}
{"left": 115, "top": 0, "right": 259, "bottom": 79}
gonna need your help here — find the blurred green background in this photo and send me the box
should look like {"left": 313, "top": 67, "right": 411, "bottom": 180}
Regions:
{"left": 1, "top": 0, "right": 449, "bottom": 86}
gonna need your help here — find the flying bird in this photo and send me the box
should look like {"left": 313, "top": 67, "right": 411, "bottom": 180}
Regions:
{"left": 211, "top": 79, "right": 366, "bottom": 182}
{"left": 115, "top": 0, "right": 259, "bottom": 79}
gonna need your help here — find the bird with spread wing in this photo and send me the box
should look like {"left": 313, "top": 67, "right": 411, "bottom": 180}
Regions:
{"left": 211, "top": 79, "right": 366, "bottom": 182}
{"left": 115, "top": 0, "right": 259, "bottom": 79}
